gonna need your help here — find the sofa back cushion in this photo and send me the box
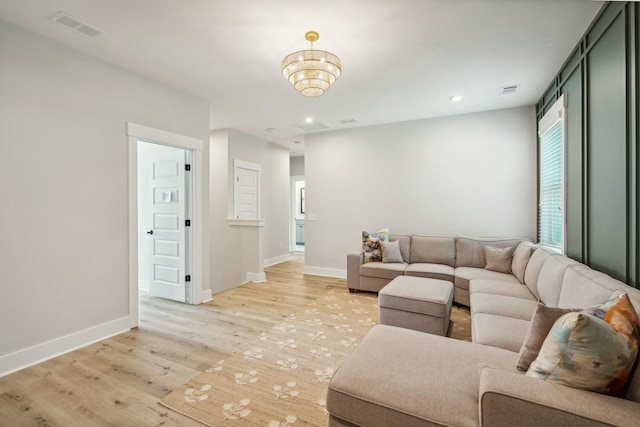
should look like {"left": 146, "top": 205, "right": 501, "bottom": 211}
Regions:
{"left": 536, "top": 254, "right": 579, "bottom": 306}
{"left": 512, "top": 241, "right": 536, "bottom": 283}
{"left": 523, "top": 247, "right": 553, "bottom": 300}
{"left": 454, "top": 236, "right": 525, "bottom": 268}
{"left": 409, "top": 235, "right": 455, "bottom": 267}
{"left": 389, "top": 234, "right": 411, "bottom": 263}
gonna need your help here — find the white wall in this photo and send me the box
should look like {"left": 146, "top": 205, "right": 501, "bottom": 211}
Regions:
{"left": 304, "top": 107, "right": 537, "bottom": 276}
{"left": 209, "top": 129, "right": 290, "bottom": 293}
{"left": 0, "top": 21, "right": 210, "bottom": 370}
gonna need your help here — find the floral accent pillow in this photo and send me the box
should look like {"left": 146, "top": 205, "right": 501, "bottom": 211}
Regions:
{"left": 526, "top": 293, "right": 639, "bottom": 395}
{"left": 362, "top": 229, "right": 389, "bottom": 263}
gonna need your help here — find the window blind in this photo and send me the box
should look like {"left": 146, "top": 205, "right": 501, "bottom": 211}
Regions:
{"left": 538, "top": 119, "right": 563, "bottom": 248}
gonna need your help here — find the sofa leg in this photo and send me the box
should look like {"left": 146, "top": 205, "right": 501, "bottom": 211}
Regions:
{"left": 348, "top": 288, "right": 357, "bottom": 293}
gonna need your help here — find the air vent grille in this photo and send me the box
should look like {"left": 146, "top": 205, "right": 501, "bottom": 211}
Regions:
{"left": 338, "top": 118, "right": 357, "bottom": 124}
{"left": 295, "top": 122, "right": 331, "bottom": 133}
{"left": 499, "top": 85, "right": 519, "bottom": 95}
{"left": 50, "top": 12, "right": 105, "bottom": 38}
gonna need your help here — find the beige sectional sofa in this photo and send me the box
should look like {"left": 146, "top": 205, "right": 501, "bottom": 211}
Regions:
{"left": 347, "top": 235, "right": 530, "bottom": 305}
{"left": 330, "top": 237, "right": 640, "bottom": 426}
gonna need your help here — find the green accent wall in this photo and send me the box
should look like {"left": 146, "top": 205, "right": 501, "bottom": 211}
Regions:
{"left": 536, "top": 2, "right": 639, "bottom": 287}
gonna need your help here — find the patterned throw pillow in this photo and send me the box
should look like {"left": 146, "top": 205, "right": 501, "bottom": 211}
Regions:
{"left": 526, "top": 293, "right": 639, "bottom": 395}
{"left": 362, "top": 229, "right": 389, "bottom": 263}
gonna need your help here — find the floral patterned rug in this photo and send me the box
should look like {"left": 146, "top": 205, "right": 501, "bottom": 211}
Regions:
{"left": 159, "top": 288, "right": 470, "bottom": 426}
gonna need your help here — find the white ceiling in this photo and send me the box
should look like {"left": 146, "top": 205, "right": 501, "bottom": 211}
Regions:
{"left": 0, "top": 0, "right": 603, "bottom": 155}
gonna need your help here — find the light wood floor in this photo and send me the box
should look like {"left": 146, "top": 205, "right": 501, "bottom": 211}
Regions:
{"left": 0, "top": 254, "right": 345, "bottom": 426}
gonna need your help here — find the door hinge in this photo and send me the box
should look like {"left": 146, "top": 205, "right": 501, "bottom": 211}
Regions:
{"left": 185, "top": 164, "right": 191, "bottom": 171}
{"left": 185, "top": 219, "right": 191, "bottom": 227}
{"left": 185, "top": 275, "right": 191, "bottom": 282}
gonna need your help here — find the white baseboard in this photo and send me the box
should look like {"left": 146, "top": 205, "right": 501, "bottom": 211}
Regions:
{"left": 199, "top": 288, "right": 212, "bottom": 303}
{"left": 264, "top": 253, "right": 291, "bottom": 267}
{"left": 247, "top": 271, "right": 266, "bottom": 283}
{"left": 138, "top": 279, "right": 150, "bottom": 293}
{"left": 0, "top": 316, "right": 132, "bottom": 377}
{"left": 303, "top": 265, "right": 347, "bottom": 279}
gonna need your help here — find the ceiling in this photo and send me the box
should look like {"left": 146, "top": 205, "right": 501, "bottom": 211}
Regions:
{"left": 0, "top": 0, "right": 603, "bottom": 155}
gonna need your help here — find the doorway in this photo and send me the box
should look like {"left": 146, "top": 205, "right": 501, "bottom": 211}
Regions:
{"left": 127, "top": 122, "right": 206, "bottom": 329}
{"left": 291, "top": 176, "right": 305, "bottom": 251}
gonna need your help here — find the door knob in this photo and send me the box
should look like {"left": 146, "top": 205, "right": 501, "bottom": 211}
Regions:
{"left": 147, "top": 230, "right": 154, "bottom": 235}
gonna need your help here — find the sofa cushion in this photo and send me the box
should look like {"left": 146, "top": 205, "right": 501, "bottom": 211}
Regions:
{"left": 470, "top": 293, "right": 539, "bottom": 321}
{"left": 517, "top": 305, "right": 575, "bottom": 372}
{"left": 380, "top": 240, "right": 403, "bottom": 263}
{"left": 472, "top": 313, "right": 530, "bottom": 352}
{"left": 454, "top": 267, "right": 519, "bottom": 291}
{"left": 469, "top": 279, "right": 536, "bottom": 300}
{"left": 455, "top": 236, "right": 525, "bottom": 268}
{"left": 537, "top": 254, "right": 579, "bottom": 306}
{"left": 512, "top": 241, "right": 535, "bottom": 283}
{"left": 362, "top": 229, "right": 389, "bottom": 263}
{"left": 389, "top": 234, "right": 411, "bottom": 263}
{"left": 359, "top": 262, "right": 407, "bottom": 280}
{"left": 409, "top": 235, "right": 455, "bottom": 267}
{"left": 523, "top": 247, "right": 553, "bottom": 300}
{"left": 404, "top": 263, "right": 455, "bottom": 282}
{"left": 559, "top": 264, "right": 640, "bottom": 312}
{"left": 327, "top": 325, "right": 519, "bottom": 427}
{"left": 526, "top": 293, "right": 639, "bottom": 396}
{"left": 484, "top": 246, "right": 514, "bottom": 273}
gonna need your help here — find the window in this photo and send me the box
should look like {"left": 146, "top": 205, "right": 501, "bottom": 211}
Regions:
{"left": 538, "top": 95, "right": 566, "bottom": 251}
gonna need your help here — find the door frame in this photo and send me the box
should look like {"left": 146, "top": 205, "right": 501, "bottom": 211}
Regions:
{"left": 127, "top": 122, "right": 205, "bottom": 328}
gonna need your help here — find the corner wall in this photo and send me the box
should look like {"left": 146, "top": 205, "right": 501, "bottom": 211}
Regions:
{"left": 209, "top": 130, "right": 290, "bottom": 293}
{"left": 304, "top": 107, "right": 537, "bottom": 276}
{"left": 0, "top": 20, "right": 210, "bottom": 371}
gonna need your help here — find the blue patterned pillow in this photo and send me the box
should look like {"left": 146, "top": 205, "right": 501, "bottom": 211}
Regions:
{"left": 526, "top": 293, "right": 639, "bottom": 395}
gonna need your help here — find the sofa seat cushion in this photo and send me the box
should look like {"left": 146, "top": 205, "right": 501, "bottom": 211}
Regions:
{"left": 469, "top": 279, "right": 536, "bottom": 300}
{"left": 455, "top": 267, "right": 519, "bottom": 290}
{"left": 360, "top": 262, "right": 407, "bottom": 280}
{"left": 470, "top": 293, "right": 539, "bottom": 321}
{"left": 327, "top": 325, "right": 519, "bottom": 427}
{"left": 404, "top": 263, "right": 455, "bottom": 281}
{"left": 472, "top": 313, "right": 530, "bottom": 352}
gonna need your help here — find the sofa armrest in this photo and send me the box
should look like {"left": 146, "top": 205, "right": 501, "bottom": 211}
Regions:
{"left": 347, "top": 251, "right": 363, "bottom": 292}
{"left": 479, "top": 368, "right": 640, "bottom": 427}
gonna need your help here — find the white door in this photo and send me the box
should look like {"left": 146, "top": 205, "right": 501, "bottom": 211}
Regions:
{"left": 147, "top": 149, "right": 188, "bottom": 302}
{"left": 235, "top": 167, "right": 259, "bottom": 219}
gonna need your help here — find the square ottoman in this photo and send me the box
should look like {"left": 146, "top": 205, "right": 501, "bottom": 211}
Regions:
{"left": 378, "top": 276, "right": 454, "bottom": 335}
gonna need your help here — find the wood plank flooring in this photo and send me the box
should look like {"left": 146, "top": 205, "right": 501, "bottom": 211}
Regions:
{"left": 0, "top": 254, "right": 344, "bottom": 426}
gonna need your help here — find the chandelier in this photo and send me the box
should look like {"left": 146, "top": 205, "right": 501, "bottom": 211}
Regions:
{"left": 282, "top": 31, "right": 342, "bottom": 97}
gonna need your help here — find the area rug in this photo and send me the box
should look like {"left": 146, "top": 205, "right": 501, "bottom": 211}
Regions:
{"left": 160, "top": 288, "right": 470, "bottom": 426}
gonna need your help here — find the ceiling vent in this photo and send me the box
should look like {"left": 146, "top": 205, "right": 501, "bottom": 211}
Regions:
{"left": 499, "top": 85, "right": 519, "bottom": 95}
{"left": 338, "top": 118, "right": 358, "bottom": 124}
{"left": 50, "top": 12, "right": 105, "bottom": 38}
{"left": 295, "top": 121, "right": 331, "bottom": 133}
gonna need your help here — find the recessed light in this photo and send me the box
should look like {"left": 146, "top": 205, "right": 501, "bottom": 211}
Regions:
{"left": 305, "top": 117, "right": 313, "bottom": 124}
{"left": 449, "top": 95, "right": 462, "bottom": 102}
